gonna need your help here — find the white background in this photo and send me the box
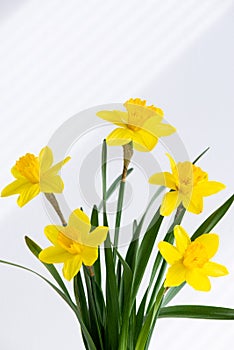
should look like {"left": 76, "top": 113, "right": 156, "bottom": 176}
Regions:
{"left": 0, "top": 1, "right": 233, "bottom": 349}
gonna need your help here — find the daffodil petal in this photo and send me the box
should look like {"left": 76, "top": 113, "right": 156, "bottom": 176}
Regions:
{"left": 40, "top": 175, "right": 64, "bottom": 193}
{"left": 158, "top": 241, "right": 182, "bottom": 264}
{"left": 84, "top": 226, "right": 109, "bottom": 247}
{"left": 96, "top": 110, "right": 128, "bottom": 126}
{"left": 132, "top": 129, "right": 158, "bottom": 152}
{"left": 148, "top": 172, "right": 176, "bottom": 189}
{"left": 203, "top": 261, "right": 229, "bottom": 277}
{"left": 45, "top": 156, "right": 71, "bottom": 176}
{"left": 62, "top": 256, "right": 82, "bottom": 281}
{"left": 39, "top": 146, "right": 53, "bottom": 173}
{"left": 44, "top": 225, "right": 60, "bottom": 246}
{"left": 165, "top": 262, "right": 186, "bottom": 287}
{"left": 1, "top": 179, "right": 28, "bottom": 196}
{"left": 17, "top": 184, "right": 40, "bottom": 207}
{"left": 39, "top": 246, "right": 70, "bottom": 264}
{"left": 196, "top": 181, "right": 226, "bottom": 197}
{"left": 81, "top": 246, "right": 98, "bottom": 266}
{"left": 195, "top": 233, "right": 219, "bottom": 259}
{"left": 174, "top": 225, "right": 191, "bottom": 254}
{"left": 166, "top": 153, "right": 178, "bottom": 179}
{"left": 106, "top": 128, "right": 132, "bottom": 146}
{"left": 68, "top": 209, "right": 91, "bottom": 239}
{"left": 186, "top": 268, "right": 211, "bottom": 291}
{"left": 182, "top": 192, "right": 203, "bottom": 214}
{"left": 160, "top": 191, "right": 180, "bottom": 216}
{"left": 144, "top": 122, "right": 176, "bottom": 137}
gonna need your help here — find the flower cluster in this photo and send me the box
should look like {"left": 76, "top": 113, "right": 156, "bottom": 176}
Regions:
{"left": 1, "top": 97, "right": 232, "bottom": 350}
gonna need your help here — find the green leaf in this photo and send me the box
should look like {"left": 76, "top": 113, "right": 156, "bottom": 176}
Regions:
{"left": 135, "top": 292, "right": 148, "bottom": 346}
{"left": 104, "top": 236, "right": 120, "bottom": 350}
{"left": 113, "top": 180, "right": 126, "bottom": 263}
{"left": 162, "top": 283, "right": 186, "bottom": 306}
{"left": 0, "top": 259, "right": 97, "bottom": 350}
{"left": 74, "top": 272, "right": 90, "bottom": 331}
{"left": 193, "top": 147, "right": 210, "bottom": 164}
{"left": 25, "top": 236, "right": 71, "bottom": 300}
{"left": 84, "top": 267, "right": 104, "bottom": 350}
{"left": 131, "top": 209, "right": 163, "bottom": 309}
{"left": 126, "top": 187, "right": 165, "bottom": 271}
{"left": 91, "top": 204, "right": 99, "bottom": 229}
{"left": 98, "top": 168, "right": 133, "bottom": 211}
{"left": 159, "top": 305, "right": 234, "bottom": 320}
{"left": 191, "top": 194, "right": 234, "bottom": 241}
{"left": 135, "top": 285, "right": 165, "bottom": 350}
{"left": 146, "top": 206, "right": 185, "bottom": 313}
{"left": 102, "top": 140, "right": 120, "bottom": 350}
{"left": 92, "top": 279, "right": 106, "bottom": 328}
{"left": 91, "top": 205, "right": 102, "bottom": 288}
{"left": 114, "top": 248, "right": 133, "bottom": 350}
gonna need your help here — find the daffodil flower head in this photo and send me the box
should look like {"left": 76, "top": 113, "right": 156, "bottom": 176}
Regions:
{"left": 158, "top": 225, "right": 228, "bottom": 291}
{"left": 1, "top": 146, "right": 70, "bottom": 207}
{"left": 96, "top": 98, "right": 176, "bottom": 152}
{"left": 39, "top": 209, "right": 109, "bottom": 281}
{"left": 149, "top": 153, "right": 225, "bottom": 216}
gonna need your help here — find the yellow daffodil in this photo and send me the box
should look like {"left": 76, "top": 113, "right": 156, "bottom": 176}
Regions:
{"left": 158, "top": 225, "right": 228, "bottom": 291}
{"left": 149, "top": 154, "right": 225, "bottom": 216}
{"left": 96, "top": 98, "right": 176, "bottom": 152}
{"left": 39, "top": 209, "right": 108, "bottom": 281}
{"left": 1, "top": 146, "right": 70, "bottom": 207}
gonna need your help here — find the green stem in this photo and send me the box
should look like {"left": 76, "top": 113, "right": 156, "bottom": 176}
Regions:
{"left": 84, "top": 267, "right": 104, "bottom": 350}
{"left": 113, "top": 181, "right": 126, "bottom": 262}
{"left": 101, "top": 140, "right": 120, "bottom": 349}
{"left": 146, "top": 205, "right": 185, "bottom": 314}
{"left": 102, "top": 140, "right": 107, "bottom": 224}
{"left": 113, "top": 143, "right": 133, "bottom": 263}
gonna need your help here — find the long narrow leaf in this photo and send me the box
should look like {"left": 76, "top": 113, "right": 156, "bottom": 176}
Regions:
{"left": 25, "top": 236, "right": 71, "bottom": 300}
{"left": 193, "top": 147, "right": 210, "bottom": 164}
{"left": 84, "top": 268, "right": 104, "bottom": 350}
{"left": 146, "top": 207, "right": 185, "bottom": 313}
{"left": 102, "top": 140, "right": 120, "bottom": 350}
{"left": 159, "top": 305, "right": 234, "bottom": 320}
{"left": 0, "top": 260, "right": 97, "bottom": 350}
{"left": 131, "top": 209, "right": 163, "bottom": 308}
{"left": 74, "top": 272, "right": 90, "bottom": 331}
{"left": 113, "top": 180, "right": 126, "bottom": 262}
{"left": 98, "top": 168, "right": 133, "bottom": 211}
{"left": 126, "top": 187, "right": 164, "bottom": 271}
{"left": 114, "top": 248, "right": 133, "bottom": 350}
{"left": 192, "top": 194, "right": 234, "bottom": 240}
{"left": 136, "top": 285, "right": 165, "bottom": 350}
{"left": 91, "top": 205, "right": 101, "bottom": 288}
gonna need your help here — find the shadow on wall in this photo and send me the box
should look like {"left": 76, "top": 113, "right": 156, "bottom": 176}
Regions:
{"left": 0, "top": 0, "right": 28, "bottom": 21}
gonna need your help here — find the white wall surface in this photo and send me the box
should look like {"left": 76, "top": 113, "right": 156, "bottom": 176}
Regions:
{"left": 0, "top": 1, "right": 233, "bottom": 349}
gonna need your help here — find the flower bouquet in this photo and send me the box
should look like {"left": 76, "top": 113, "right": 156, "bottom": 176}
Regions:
{"left": 1, "top": 98, "right": 233, "bottom": 350}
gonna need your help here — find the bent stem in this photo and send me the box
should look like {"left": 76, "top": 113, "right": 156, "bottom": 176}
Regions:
{"left": 44, "top": 193, "right": 67, "bottom": 226}
{"left": 113, "top": 142, "right": 133, "bottom": 263}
